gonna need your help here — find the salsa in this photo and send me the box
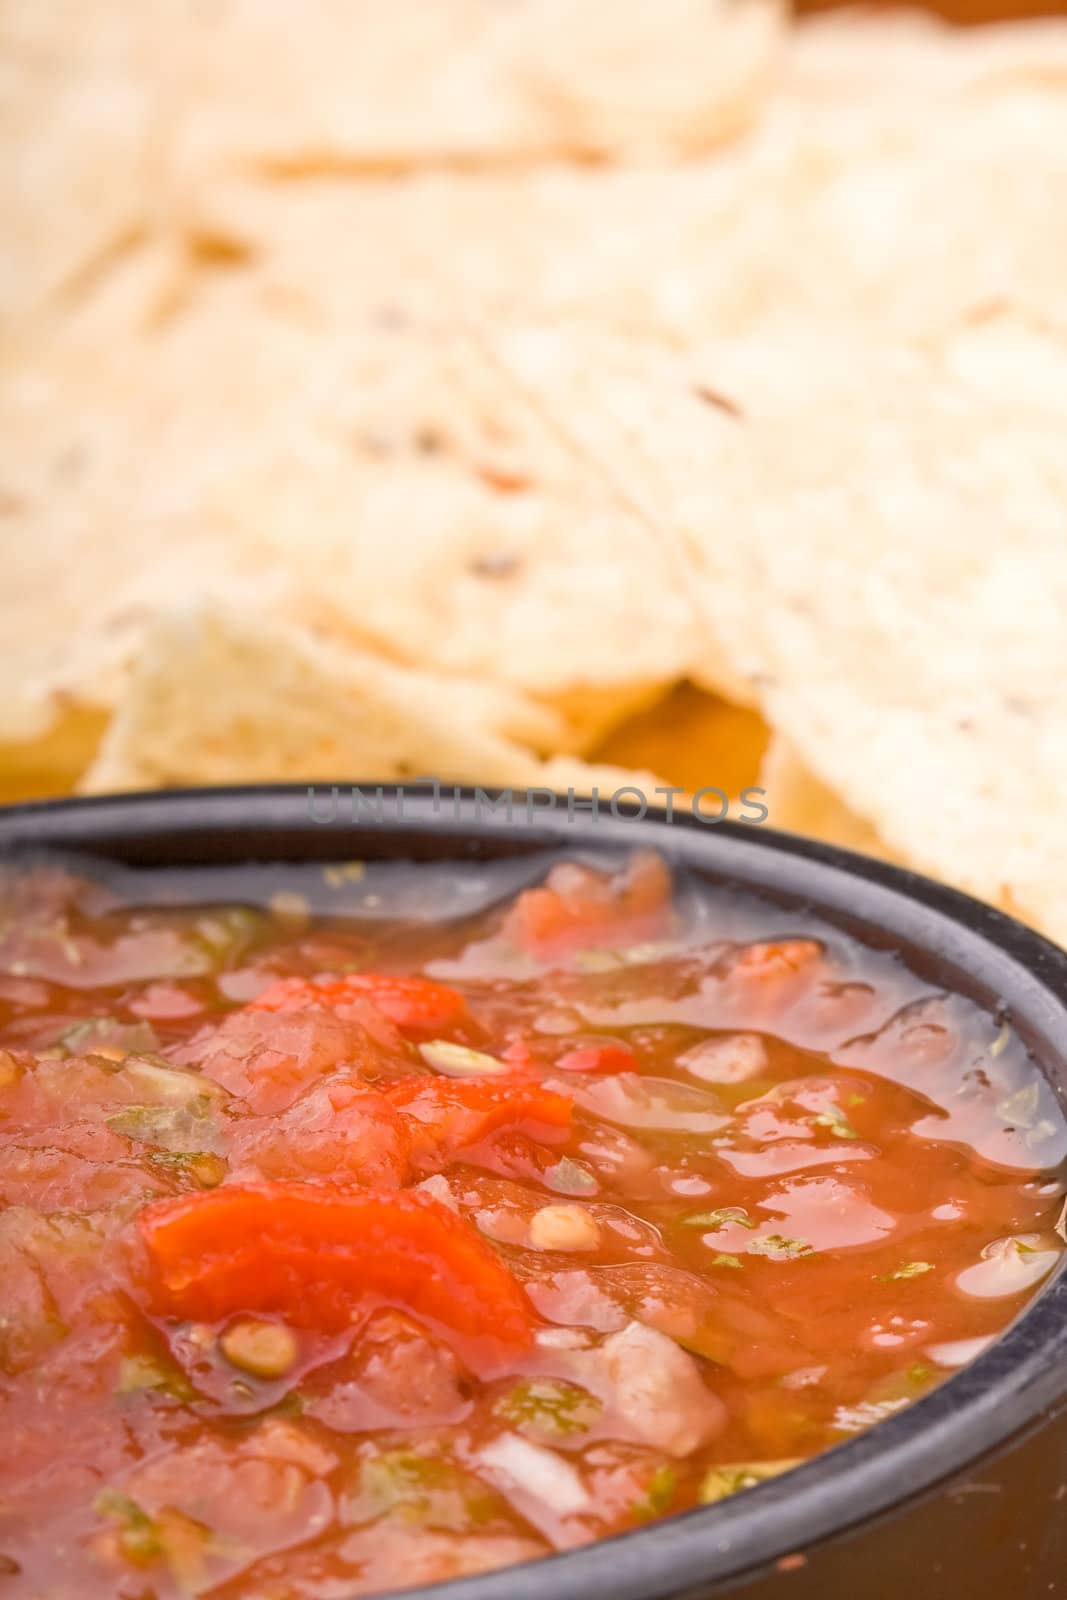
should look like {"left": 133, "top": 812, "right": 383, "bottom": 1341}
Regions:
{"left": 0, "top": 849, "right": 1064, "bottom": 1598}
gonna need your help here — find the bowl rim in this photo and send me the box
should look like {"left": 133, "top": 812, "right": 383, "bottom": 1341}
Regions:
{"left": 2, "top": 782, "right": 1066, "bottom": 1600}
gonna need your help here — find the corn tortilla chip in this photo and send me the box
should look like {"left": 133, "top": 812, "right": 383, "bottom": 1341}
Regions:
{"left": 170, "top": 0, "right": 783, "bottom": 181}
{"left": 487, "top": 310, "right": 1067, "bottom": 943}
{"left": 3, "top": 0, "right": 783, "bottom": 334}
{"left": 80, "top": 605, "right": 662, "bottom": 801}
{"left": 593, "top": 684, "right": 769, "bottom": 802}
{"left": 0, "top": 709, "right": 108, "bottom": 805}
{"left": 0, "top": 0, "right": 175, "bottom": 338}
{"left": 784, "top": 10, "right": 1067, "bottom": 106}
{"left": 182, "top": 31, "right": 1067, "bottom": 367}
{"left": 0, "top": 285, "right": 698, "bottom": 768}
{"left": 758, "top": 736, "right": 893, "bottom": 862}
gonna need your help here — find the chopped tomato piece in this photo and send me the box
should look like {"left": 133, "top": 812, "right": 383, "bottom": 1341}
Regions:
{"left": 555, "top": 1045, "right": 639, "bottom": 1075}
{"left": 726, "top": 939, "right": 824, "bottom": 1018}
{"left": 729, "top": 940, "right": 822, "bottom": 983}
{"left": 387, "top": 1075, "right": 572, "bottom": 1161}
{"left": 248, "top": 973, "right": 467, "bottom": 1034}
{"left": 176, "top": 1001, "right": 407, "bottom": 1114}
{"left": 227, "top": 1082, "right": 411, "bottom": 1187}
{"left": 138, "top": 1186, "right": 534, "bottom": 1371}
{"left": 504, "top": 852, "right": 672, "bottom": 958}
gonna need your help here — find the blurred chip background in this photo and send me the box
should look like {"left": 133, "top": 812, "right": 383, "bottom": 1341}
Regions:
{"left": 2, "top": 0, "right": 1065, "bottom": 942}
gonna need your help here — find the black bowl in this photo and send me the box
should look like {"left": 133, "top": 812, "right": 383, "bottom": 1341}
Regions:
{"left": 2, "top": 785, "right": 1066, "bottom": 1600}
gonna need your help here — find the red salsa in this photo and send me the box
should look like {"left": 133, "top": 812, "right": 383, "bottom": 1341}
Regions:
{"left": 0, "top": 850, "right": 1064, "bottom": 1597}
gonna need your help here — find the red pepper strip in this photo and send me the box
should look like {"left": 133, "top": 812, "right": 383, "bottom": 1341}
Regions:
{"left": 504, "top": 851, "right": 672, "bottom": 957}
{"left": 248, "top": 973, "right": 468, "bottom": 1034}
{"left": 387, "top": 1074, "right": 572, "bottom": 1158}
{"left": 139, "top": 1185, "right": 533, "bottom": 1371}
{"left": 555, "top": 1044, "right": 639, "bottom": 1075}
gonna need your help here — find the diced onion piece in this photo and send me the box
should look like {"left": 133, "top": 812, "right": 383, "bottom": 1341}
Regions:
{"left": 924, "top": 1335, "right": 996, "bottom": 1370}
{"left": 599, "top": 1321, "right": 726, "bottom": 1456}
{"left": 477, "top": 1433, "right": 590, "bottom": 1516}
{"left": 679, "top": 1033, "right": 768, "bottom": 1085}
{"left": 534, "top": 1327, "right": 591, "bottom": 1350}
{"left": 954, "top": 1235, "right": 1061, "bottom": 1299}
{"left": 545, "top": 1157, "right": 599, "bottom": 1197}
{"left": 533, "top": 1011, "right": 582, "bottom": 1036}
{"left": 125, "top": 1057, "right": 225, "bottom": 1105}
{"left": 779, "top": 1366, "right": 828, "bottom": 1391}
{"left": 565, "top": 1073, "right": 728, "bottom": 1134}
{"left": 418, "top": 1041, "right": 509, "bottom": 1079}
{"left": 415, "top": 1175, "right": 458, "bottom": 1211}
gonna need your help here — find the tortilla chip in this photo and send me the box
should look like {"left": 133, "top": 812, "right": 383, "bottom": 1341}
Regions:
{"left": 785, "top": 10, "right": 1067, "bottom": 106}
{"left": 8, "top": 0, "right": 1066, "bottom": 854}
{"left": 213, "top": 312, "right": 700, "bottom": 719}
{"left": 0, "top": 286, "right": 699, "bottom": 780}
{"left": 2, "top": 0, "right": 781, "bottom": 337}
{"left": 80, "top": 605, "right": 661, "bottom": 801}
{"left": 170, "top": 0, "right": 783, "bottom": 182}
{"left": 180, "top": 20, "right": 1067, "bottom": 374}
{"left": 0, "top": 313, "right": 299, "bottom": 745}
{"left": 758, "top": 736, "right": 893, "bottom": 862}
{"left": 593, "top": 683, "right": 770, "bottom": 801}
{"left": 0, "top": 0, "right": 172, "bottom": 339}
{"left": 0, "top": 709, "right": 108, "bottom": 805}
{"left": 487, "top": 309, "right": 1067, "bottom": 944}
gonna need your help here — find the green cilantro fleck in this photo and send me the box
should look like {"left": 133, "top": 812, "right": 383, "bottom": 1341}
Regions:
{"left": 146, "top": 1151, "right": 227, "bottom": 1189}
{"left": 117, "top": 1352, "right": 197, "bottom": 1403}
{"left": 876, "top": 1261, "right": 934, "bottom": 1282}
{"left": 812, "top": 1105, "right": 859, "bottom": 1140}
{"left": 633, "top": 1465, "right": 677, "bottom": 1520}
{"left": 747, "top": 1234, "right": 816, "bottom": 1261}
{"left": 493, "top": 1378, "right": 602, "bottom": 1441}
{"left": 94, "top": 1491, "right": 162, "bottom": 1564}
{"left": 683, "top": 1206, "right": 755, "bottom": 1230}
{"left": 345, "top": 1448, "right": 500, "bottom": 1531}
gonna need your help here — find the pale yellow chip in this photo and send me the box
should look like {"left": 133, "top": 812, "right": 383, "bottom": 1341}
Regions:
{"left": 0, "top": 0, "right": 173, "bottom": 338}
{"left": 179, "top": 24, "right": 1067, "bottom": 373}
{"left": 80, "top": 603, "right": 663, "bottom": 801}
{"left": 211, "top": 309, "right": 701, "bottom": 715}
{"left": 593, "top": 683, "right": 769, "bottom": 802}
{"left": 758, "top": 736, "right": 893, "bottom": 862}
{"left": 486, "top": 309, "right": 1067, "bottom": 945}
{"left": 169, "top": 0, "right": 783, "bottom": 181}
{"left": 0, "top": 286, "right": 696, "bottom": 771}
{"left": 0, "top": 709, "right": 108, "bottom": 805}
{"left": 785, "top": 10, "right": 1067, "bottom": 106}
{"left": 7, "top": 0, "right": 1067, "bottom": 888}
{"left": 1, "top": 0, "right": 783, "bottom": 341}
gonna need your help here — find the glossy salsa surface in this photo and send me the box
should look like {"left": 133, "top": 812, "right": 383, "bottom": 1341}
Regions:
{"left": 0, "top": 849, "right": 1064, "bottom": 1599}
